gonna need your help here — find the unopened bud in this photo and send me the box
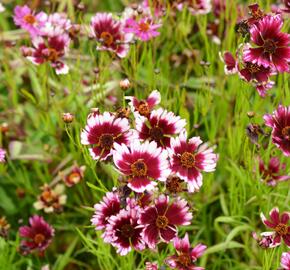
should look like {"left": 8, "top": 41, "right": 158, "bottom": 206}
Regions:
{"left": 62, "top": 113, "right": 74, "bottom": 123}
{"left": 119, "top": 78, "right": 131, "bottom": 90}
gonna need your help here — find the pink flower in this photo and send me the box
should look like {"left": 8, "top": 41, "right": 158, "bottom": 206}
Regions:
{"left": 243, "top": 15, "right": 290, "bottom": 73}
{"left": 252, "top": 232, "right": 275, "bottom": 249}
{"left": 260, "top": 207, "right": 290, "bottom": 247}
{"left": 13, "top": 5, "right": 47, "bottom": 37}
{"left": 91, "top": 191, "right": 121, "bottom": 231}
{"left": 139, "top": 195, "right": 192, "bottom": 249}
{"left": 0, "top": 148, "right": 6, "bottom": 163}
{"left": 19, "top": 215, "right": 54, "bottom": 255}
{"left": 255, "top": 80, "right": 275, "bottom": 97}
{"left": 113, "top": 140, "right": 170, "bottom": 192}
{"left": 178, "top": 0, "right": 212, "bottom": 15}
{"left": 124, "top": 17, "right": 162, "bottom": 41}
{"left": 145, "top": 262, "right": 159, "bottom": 270}
{"left": 220, "top": 51, "right": 238, "bottom": 75}
{"left": 90, "top": 13, "right": 132, "bottom": 58}
{"left": 126, "top": 90, "right": 161, "bottom": 117}
{"left": 169, "top": 131, "right": 218, "bottom": 193}
{"left": 135, "top": 108, "right": 186, "bottom": 148}
{"left": 165, "top": 233, "right": 206, "bottom": 270}
{"left": 264, "top": 105, "right": 290, "bottom": 156}
{"left": 258, "top": 157, "right": 290, "bottom": 186}
{"left": 281, "top": 252, "right": 290, "bottom": 270}
{"left": 81, "top": 112, "right": 132, "bottom": 161}
{"left": 104, "top": 208, "right": 145, "bottom": 255}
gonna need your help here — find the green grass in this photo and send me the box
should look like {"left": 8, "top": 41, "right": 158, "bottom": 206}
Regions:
{"left": 0, "top": 0, "right": 289, "bottom": 269}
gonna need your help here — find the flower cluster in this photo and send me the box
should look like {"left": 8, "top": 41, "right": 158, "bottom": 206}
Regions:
{"left": 221, "top": 4, "right": 290, "bottom": 97}
{"left": 85, "top": 90, "right": 217, "bottom": 266}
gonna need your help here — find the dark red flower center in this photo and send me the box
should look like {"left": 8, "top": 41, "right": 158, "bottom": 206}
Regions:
{"left": 67, "top": 172, "right": 81, "bottom": 184}
{"left": 282, "top": 126, "right": 290, "bottom": 140}
{"left": 46, "top": 48, "right": 60, "bottom": 62}
{"left": 180, "top": 152, "right": 196, "bottom": 168}
{"left": 41, "top": 190, "right": 54, "bottom": 203}
{"left": 99, "top": 134, "right": 114, "bottom": 150}
{"left": 155, "top": 215, "right": 168, "bottom": 229}
{"left": 24, "top": 14, "right": 36, "bottom": 25}
{"left": 178, "top": 253, "right": 191, "bottom": 267}
{"left": 263, "top": 39, "right": 277, "bottom": 54}
{"left": 120, "top": 224, "right": 135, "bottom": 238}
{"left": 275, "top": 223, "right": 288, "bottom": 236}
{"left": 150, "top": 126, "right": 164, "bottom": 142}
{"left": 139, "top": 22, "right": 150, "bottom": 32}
{"left": 138, "top": 102, "right": 150, "bottom": 116}
{"left": 131, "top": 160, "right": 148, "bottom": 177}
{"left": 245, "top": 62, "right": 261, "bottom": 73}
{"left": 100, "top": 31, "right": 114, "bottom": 46}
{"left": 166, "top": 176, "right": 184, "bottom": 193}
{"left": 34, "top": 233, "right": 45, "bottom": 244}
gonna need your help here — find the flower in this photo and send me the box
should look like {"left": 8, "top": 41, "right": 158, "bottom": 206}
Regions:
{"left": 42, "top": 13, "right": 71, "bottom": 36}
{"left": 62, "top": 112, "right": 74, "bottom": 123}
{"left": 260, "top": 207, "right": 290, "bottom": 247}
{"left": 140, "top": 195, "right": 192, "bottom": 249}
{"left": 264, "top": 105, "right": 290, "bottom": 156}
{"left": 169, "top": 131, "right": 218, "bottom": 193}
{"left": 255, "top": 80, "right": 275, "bottom": 97}
{"left": 0, "top": 216, "right": 10, "bottom": 238}
{"left": 0, "top": 2, "right": 5, "bottom": 13}
{"left": 33, "top": 184, "right": 67, "bottom": 213}
{"left": 165, "top": 233, "right": 206, "bottom": 270}
{"left": 145, "top": 262, "right": 159, "bottom": 270}
{"left": 81, "top": 111, "right": 132, "bottom": 161}
{"left": 258, "top": 157, "right": 290, "bottom": 186}
{"left": 243, "top": 15, "right": 290, "bottom": 73}
{"left": 135, "top": 108, "right": 186, "bottom": 148}
{"left": 124, "top": 17, "right": 162, "bottom": 41}
{"left": 281, "top": 252, "right": 290, "bottom": 270}
{"left": 119, "top": 78, "right": 131, "bottom": 90}
{"left": 0, "top": 148, "right": 6, "bottom": 163}
{"left": 90, "top": 13, "right": 132, "bottom": 58}
{"left": 113, "top": 140, "right": 170, "bottom": 192}
{"left": 252, "top": 232, "right": 275, "bottom": 249}
{"left": 23, "top": 33, "right": 70, "bottom": 74}
{"left": 60, "top": 164, "right": 86, "bottom": 187}
{"left": 105, "top": 208, "right": 145, "bottom": 255}
{"left": 220, "top": 51, "right": 238, "bottom": 75}
{"left": 178, "top": 0, "right": 212, "bottom": 15}
{"left": 126, "top": 90, "right": 161, "bottom": 117}
{"left": 19, "top": 215, "right": 54, "bottom": 255}
{"left": 247, "top": 3, "right": 265, "bottom": 26}
{"left": 13, "top": 5, "right": 47, "bottom": 37}
{"left": 91, "top": 191, "right": 121, "bottom": 231}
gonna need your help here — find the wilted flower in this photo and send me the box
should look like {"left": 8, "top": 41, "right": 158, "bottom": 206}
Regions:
{"left": 81, "top": 111, "right": 132, "bottom": 161}
{"left": 0, "top": 217, "right": 10, "bottom": 238}
{"left": 113, "top": 140, "right": 170, "bottom": 192}
{"left": 135, "top": 108, "right": 186, "bottom": 148}
{"left": 140, "top": 195, "right": 192, "bottom": 248}
{"left": 165, "top": 233, "right": 206, "bottom": 270}
{"left": 252, "top": 231, "right": 275, "bottom": 249}
{"left": 13, "top": 5, "right": 47, "bottom": 37}
{"left": 34, "top": 184, "right": 67, "bottom": 213}
{"left": 258, "top": 157, "right": 290, "bottom": 186}
{"left": 0, "top": 148, "right": 6, "bottom": 163}
{"left": 145, "top": 262, "right": 159, "bottom": 270}
{"left": 60, "top": 164, "right": 86, "bottom": 187}
{"left": 62, "top": 113, "right": 74, "bottom": 123}
{"left": 90, "top": 13, "right": 132, "bottom": 58}
{"left": 19, "top": 215, "right": 54, "bottom": 255}
{"left": 169, "top": 131, "right": 218, "bottom": 193}
{"left": 220, "top": 51, "right": 238, "bottom": 74}
{"left": 264, "top": 105, "right": 290, "bottom": 156}
{"left": 247, "top": 3, "right": 265, "bottom": 26}
{"left": 260, "top": 207, "right": 290, "bottom": 247}
{"left": 166, "top": 175, "right": 186, "bottom": 194}
{"left": 126, "top": 90, "right": 161, "bottom": 117}
{"left": 280, "top": 251, "right": 290, "bottom": 270}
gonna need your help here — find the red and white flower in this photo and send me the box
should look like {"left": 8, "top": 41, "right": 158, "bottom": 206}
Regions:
{"left": 126, "top": 90, "right": 161, "bottom": 117}
{"left": 90, "top": 13, "right": 132, "bottom": 58}
{"left": 113, "top": 140, "right": 170, "bottom": 193}
{"left": 139, "top": 195, "right": 192, "bottom": 249}
{"left": 177, "top": 0, "right": 212, "bottom": 15}
{"left": 135, "top": 108, "right": 186, "bottom": 148}
{"left": 281, "top": 251, "right": 290, "bottom": 270}
{"left": 81, "top": 112, "right": 132, "bottom": 161}
{"left": 169, "top": 131, "right": 218, "bottom": 193}
{"left": 260, "top": 207, "right": 290, "bottom": 247}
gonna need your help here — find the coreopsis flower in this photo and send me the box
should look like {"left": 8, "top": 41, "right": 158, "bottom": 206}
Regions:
{"left": 169, "top": 131, "right": 218, "bottom": 193}
{"left": 19, "top": 215, "right": 54, "bottom": 255}
{"left": 104, "top": 208, "right": 145, "bottom": 255}
{"left": 126, "top": 90, "right": 161, "bottom": 117}
{"left": 113, "top": 140, "right": 170, "bottom": 192}
{"left": 165, "top": 233, "right": 206, "bottom": 270}
{"left": 124, "top": 17, "right": 162, "bottom": 41}
{"left": 90, "top": 13, "right": 132, "bottom": 58}
{"left": 280, "top": 252, "right": 290, "bottom": 270}
{"left": 91, "top": 191, "right": 121, "bottom": 231}
{"left": 260, "top": 207, "right": 290, "bottom": 247}
{"left": 13, "top": 5, "right": 47, "bottom": 37}
{"left": 252, "top": 232, "right": 275, "bottom": 249}
{"left": 0, "top": 148, "right": 6, "bottom": 163}
{"left": 145, "top": 262, "right": 159, "bottom": 270}
{"left": 81, "top": 111, "right": 132, "bottom": 161}
{"left": 135, "top": 108, "right": 186, "bottom": 148}
{"left": 34, "top": 184, "right": 67, "bottom": 213}
{"left": 23, "top": 33, "right": 70, "bottom": 74}
{"left": 139, "top": 195, "right": 192, "bottom": 248}
{"left": 255, "top": 80, "right": 275, "bottom": 97}
{"left": 43, "top": 13, "right": 71, "bottom": 35}
{"left": 177, "top": 0, "right": 212, "bottom": 15}
{"left": 282, "top": 0, "right": 290, "bottom": 13}
{"left": 243, "top": 15, "right": 290, "bottom": 73}
{"left": 219, "top": 51, "right": 238, "bottom": 75}
{"left": 0, "top": 216, "right": 10, "bottom": 238}
{"left": 60, "top": 164, "right": 86, "bottom": 187}
{"left": 258, "top": 157, "right": 290, "bottom": 186}
{"left": 264, "top": 105, "right": 290, "bottom": 156}
{"left": 247, "top": 4, "right": 265, "bottom": 26}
